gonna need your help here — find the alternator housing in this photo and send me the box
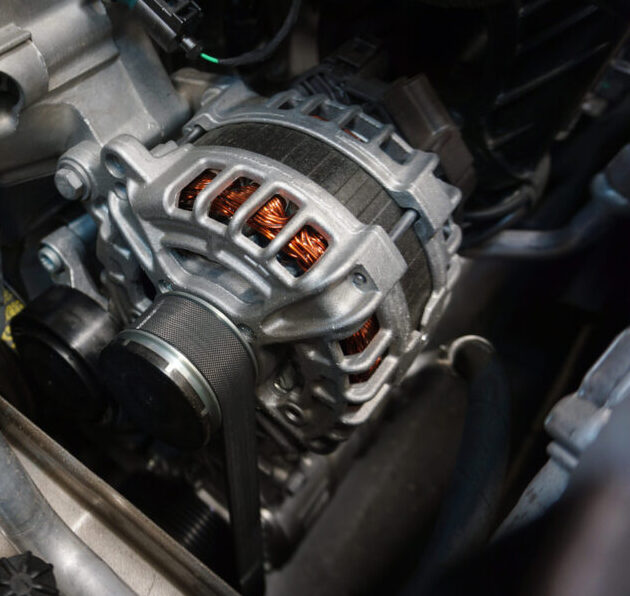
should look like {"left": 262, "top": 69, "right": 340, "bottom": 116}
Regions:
{"left": 98, "top": 80, "right": 461, "bottom": 450}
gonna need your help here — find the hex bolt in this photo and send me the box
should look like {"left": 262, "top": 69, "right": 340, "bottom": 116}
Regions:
{"left": 54, "top": 167, "right": 87, "bottom": 201}
{"left": 38, "top": 246, "right": 64, "bottom": 274}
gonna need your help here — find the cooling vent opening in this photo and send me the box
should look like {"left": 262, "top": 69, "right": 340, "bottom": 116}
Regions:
{"left": 243, "top": 194, "right": 299, "bottom": 249}
{"left": 380, "top": 136, "right": 410, "bottom": 164}
{"left": 339, "top": 315, "right": 383, "bottom": 383}
{"left": 277, "top": 224, "right": 328, "bottom": 277}
{"left": 178, "top": 169, "right": 220, "bottom": 211}
{"left": 345, "top": 116, "right": 373, "bottom": 143}
{"left": 208, "top": 177, "right": 260, "bottom": 224}
{"left": 277, "top": 98, "right": 297, "bottom": 110}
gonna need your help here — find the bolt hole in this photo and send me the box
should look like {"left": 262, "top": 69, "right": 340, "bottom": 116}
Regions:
{"left": 0, "top": 73, "right": 23, "bottom": 137}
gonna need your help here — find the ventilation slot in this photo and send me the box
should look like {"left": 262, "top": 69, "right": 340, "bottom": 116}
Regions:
{"left": 178, "top": 169, "right": 219, "bottom": 211}
{"left": 209, "top": 177, "right": 259, "bottom": 224}
{"left": 209, "top": 179, "right": 327, "bottom": 275}
{"left": 277, "top": 225, "right": 328, "bottom": 276}
{"left": 339, "top": 315, "right": 382, "bottom": 383}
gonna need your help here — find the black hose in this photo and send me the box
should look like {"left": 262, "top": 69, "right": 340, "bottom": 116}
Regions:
{"left": 401, "top": 336, "right": 510, "bottom": 595}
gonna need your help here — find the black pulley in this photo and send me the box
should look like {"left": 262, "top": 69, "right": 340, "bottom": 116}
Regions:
{"left": 100, "top": 291, "right": 255, "bottom": 450}
{"left": 11, "top": 286, "right": 118, "bottom": 421}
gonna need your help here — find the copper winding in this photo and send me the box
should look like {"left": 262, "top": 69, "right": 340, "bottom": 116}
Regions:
{"left": 180, "top": 172, "right": 327, "bottom": 272}
{"left": 340, "top": 315, "right": 383, "bottom": 383}
{"left": 179, "top": 170, "right": 216, "bottom": 211}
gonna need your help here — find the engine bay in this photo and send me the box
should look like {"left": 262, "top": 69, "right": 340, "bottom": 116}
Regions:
{"left": 1, "top": 1, "right": 630, "bottom": 595}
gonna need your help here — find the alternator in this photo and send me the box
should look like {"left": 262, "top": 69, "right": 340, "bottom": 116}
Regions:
{"left": 97, "top": 80, "right": 461, "bottom": 450}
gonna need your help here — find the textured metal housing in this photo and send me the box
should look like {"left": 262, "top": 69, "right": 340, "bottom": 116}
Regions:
{"left": 97, "top": 81, "right": 461, "bottom": 447}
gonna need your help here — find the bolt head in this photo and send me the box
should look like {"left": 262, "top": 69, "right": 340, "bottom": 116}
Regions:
{"left": 38, "top": 246, "right": 63, "bottom": 274}
{"left": 352, "top": 271, "right": 367, "bottom": 287}
{"left": 55, "top": 167, "right": 86, "bottom": 200}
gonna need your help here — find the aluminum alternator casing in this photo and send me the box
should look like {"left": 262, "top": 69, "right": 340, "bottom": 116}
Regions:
{"left": 98, "top": 80, "right": 461, "bottom": 450}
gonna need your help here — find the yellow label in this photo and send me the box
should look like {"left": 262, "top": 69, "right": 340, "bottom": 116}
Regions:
{"left": 2, "top": 288, "right": 24, "bottom": 349}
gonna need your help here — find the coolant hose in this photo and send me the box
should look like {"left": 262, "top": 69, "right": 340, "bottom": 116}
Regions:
{"left": 402, "top": 336, "right": 510, "bottom": 594}
{"left": 0, "top": 431, "right": 136, "bottom": 596}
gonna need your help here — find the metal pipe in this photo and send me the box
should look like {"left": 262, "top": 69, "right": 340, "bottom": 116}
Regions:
{"left": 0, "top": 431, "right": 136, "bottom": 596}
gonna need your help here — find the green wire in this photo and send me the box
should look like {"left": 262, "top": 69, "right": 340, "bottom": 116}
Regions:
{"left": 200, "top": 53, "right": 219, "bottom": 64}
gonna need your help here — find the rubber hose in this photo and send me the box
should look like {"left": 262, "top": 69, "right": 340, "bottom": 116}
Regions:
{"left": 401, "top": 336, "right": 510, "bottom": 595}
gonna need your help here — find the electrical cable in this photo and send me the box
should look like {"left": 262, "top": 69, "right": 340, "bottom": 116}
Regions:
{"left": 200, "top": 0, "right": 301, "bottom": 67}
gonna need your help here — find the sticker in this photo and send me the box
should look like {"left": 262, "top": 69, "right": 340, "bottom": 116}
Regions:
{"left": 2, "top": 288, "right": 24, "bottom": 349}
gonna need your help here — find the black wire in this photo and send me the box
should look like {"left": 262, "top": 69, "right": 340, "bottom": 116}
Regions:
{"left": 216, "top": 0, "right": 301, "bottom": 67}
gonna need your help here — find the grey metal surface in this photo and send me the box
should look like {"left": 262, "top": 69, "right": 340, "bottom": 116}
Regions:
{"left": 0, "top": 0, "right": 189, "bottom": 189}
{"left": 0, "top": 430, "right": 135, "bottom": 596}
{"left": 39, "top": 213, "right": 107, "bottom": 309}
{"left": 0, "top": 394, "right": 237, "bottom": 596}
{"left": 498, "top": 328, "right": 630, "bottom": 536}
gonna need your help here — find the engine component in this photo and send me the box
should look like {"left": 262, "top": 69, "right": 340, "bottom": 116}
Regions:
{"left": 0, "top": 395, "right": 235, "bottom": 596}
{"left": 294, "top": 37, "right": 477, "bottom": 196}
{"left": 97, "top": 80, "right": 461, "bottom": 450}
{"left": 0, "top": 552, "right": 58, "bottom": 596}
{"left": 38, "top": 213, "right": 105, "bottom": 309}
{"left": 0, "top": 0, "right": 189, "bottom": 193}
{"left": 11, "top": 286, "right": 119, "bottom": 422}
{"left": 466, "top": 143, "right": 630, "bottom": 259}
{"left": 3, "top": 1, "right": 630, "bottom": 594}
{"left": 101, "top": 292, "right": 253, "bottom": 450}
{"left": 498, "top": 327, "right": 630, "bottom": 537}
{"left": 102, "top": 290, "right": 264, "bottom": 594}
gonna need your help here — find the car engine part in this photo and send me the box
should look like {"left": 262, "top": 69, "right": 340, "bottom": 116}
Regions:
{"left": 97, "top": 79, "right": 460, "bottom": 451}
{"left": 2, "top": 1, "right": 630, "bottom": 595}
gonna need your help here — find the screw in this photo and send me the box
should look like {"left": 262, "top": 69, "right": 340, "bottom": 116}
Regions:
{"left": 38, "top": 246, "right": 64, "bottom": 274}
{"left": 281, "top": 403, "right": 306, "bottom": 426}
{"left": 158, "top": 279, "right": 173, "bottom": 293}
{"left": 55, "top": 167, "right": 87, "bottom": 201}
{"left": 353, "top": 271, "right": 367, "bottom": 287}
